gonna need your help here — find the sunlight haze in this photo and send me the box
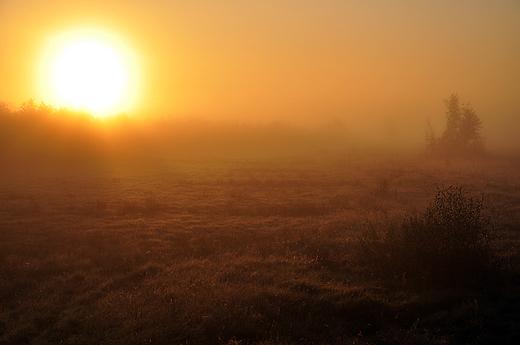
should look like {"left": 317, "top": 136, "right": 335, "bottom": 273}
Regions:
{"left": 52, "top": 40, "right": 126, "bottom": 114}
{"left": 3, "top": 3, "right": 520, "bottom": 342}
{"left": 0, "top": 0, "right": 519, "bottom": 149}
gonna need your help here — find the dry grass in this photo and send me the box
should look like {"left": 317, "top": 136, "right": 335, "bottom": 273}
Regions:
{"left": 1, "top": 153, "right": 520, "bottom": 344}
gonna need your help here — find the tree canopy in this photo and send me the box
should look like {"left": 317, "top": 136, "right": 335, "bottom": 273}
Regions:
{"left": 425, "top": 94, "right": 485, "bottom": 157}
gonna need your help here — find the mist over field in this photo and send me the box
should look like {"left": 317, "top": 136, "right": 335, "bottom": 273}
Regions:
{"left": 0, "top": 100, "right": 386, "bottom": 165}
{"left": 0, "top": 95, "right": 517, "bottom": 168}
{"left": 2, "top": 96, "right": 520, "bottom": 344}
{"left": 2, "top": 1, "right": 520, "bottom": 344}
{"left": 2, "top": 1, "right": 520, "bottom": 153}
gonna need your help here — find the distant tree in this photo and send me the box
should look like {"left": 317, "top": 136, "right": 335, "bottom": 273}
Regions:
{"left": 424, "top": 117, "right": 437, "bottom": 151}
{"left": 442, "top": 94, "right": 462, "bottom": 145}
{"left": 458, "top": 102, "right": 484, "bottom": 151}
{"left": 17, "top": 99, "right": 58, "bottom": 117}
{"left": 36, "top": 101, "right": 56, "bottom": 114}
{"left": 19, "top": 98, "right": 38, "bottom": 115}
{"left": 0, "top": 101, "right": 10, "bottom": 115}
{"left": 425, "top": 94, "right": 485, "bottom": 157}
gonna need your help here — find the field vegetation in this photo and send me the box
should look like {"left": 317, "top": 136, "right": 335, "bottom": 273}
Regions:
{"left": 1, "top": 152, "right": 520, "bottom": 344}
{"left": 1, "top": 99, "right": 520, "bottom": 343}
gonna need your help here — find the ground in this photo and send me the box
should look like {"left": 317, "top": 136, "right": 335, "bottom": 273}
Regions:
{"left": 1, "top": 153, "right": 520, "bottom": 344}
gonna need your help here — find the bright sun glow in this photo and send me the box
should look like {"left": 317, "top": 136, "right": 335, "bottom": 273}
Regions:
{"left": 53, "top": 41, "right": 126, "bottom": 113}
{"left": 38, "top": 28, "right": 140, "bottom": 117}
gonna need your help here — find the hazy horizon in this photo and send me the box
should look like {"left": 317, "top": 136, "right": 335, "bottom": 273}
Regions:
{"left": 1, "top": 0, "right": 519, "bottom": 151}
{"left": 3, "top": 3, "right": 520, "bottom": 343}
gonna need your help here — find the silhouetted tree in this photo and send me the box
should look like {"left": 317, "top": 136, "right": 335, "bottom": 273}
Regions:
{"left": 0, "top": 99, "right": 104, "bottom": 163}
{"left": 424, "top": 117, "right": 437, "bottom": 151}
{"left": 19, "top": 98, "right": 38, "bottom": 115}
{"left": 442, "top": 94, "right": 462, "bottom": 145}
{"left": 0, "top": 101, "right": 10, "bottom": 115}
{"left": 425, "top": 94, "right": 485, "bottom": 157}
{"left": 459, "top": 102, "right": 484, "bottom": 151}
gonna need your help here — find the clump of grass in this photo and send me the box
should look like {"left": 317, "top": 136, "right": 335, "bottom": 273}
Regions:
{"left": 144, "top": 196, "right": 162, "bottom": 214}
{"left": 358, "top": 185, "right": 498, "bottom": 290}
{"left": 117, "top": 196, "right": 163, "bottom": 216}
{"left": 84, "top": 199, "right": 107, "bottom": 216}
{"left": 376, "top": 178, "right": 390, "bottom": 195}
{"left": 6, "top": 199, "right": 42, "bottom": 216}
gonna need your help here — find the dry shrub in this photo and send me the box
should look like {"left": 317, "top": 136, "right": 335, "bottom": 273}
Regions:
{"left": 358, "top": 185, "right": 498, "bottom": 290}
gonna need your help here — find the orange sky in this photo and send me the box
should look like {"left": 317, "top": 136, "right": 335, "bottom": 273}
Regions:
{"left": 1, "top": 0, "right": 519, "bottom": 149}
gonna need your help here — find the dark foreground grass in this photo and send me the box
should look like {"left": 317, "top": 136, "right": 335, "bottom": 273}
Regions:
{"left": 1, "top": 154, "right": 520, "bottom": 344}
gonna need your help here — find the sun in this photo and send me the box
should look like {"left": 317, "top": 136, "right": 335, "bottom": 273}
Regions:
{"left": 52, "top": 41, "right": 126, "bottom": 113}
{"left": 38, "top": 28, "right": 140, "bottom": 117}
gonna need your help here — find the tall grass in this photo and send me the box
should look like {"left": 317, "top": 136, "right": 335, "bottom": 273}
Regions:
{"left": 1, "top": 156, "right": 520, "bottom": 344}
{"left": 358, "top": 185, "right": 498, "bottom": 290}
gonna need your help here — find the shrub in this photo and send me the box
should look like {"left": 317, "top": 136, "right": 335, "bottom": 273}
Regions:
{"left": 358, "top": 185, "right": 497, "bottom": 290}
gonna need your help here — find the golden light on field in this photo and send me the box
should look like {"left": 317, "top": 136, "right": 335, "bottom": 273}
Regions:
{"left": 38, "top": 28, "right": 141, "bottom": 117}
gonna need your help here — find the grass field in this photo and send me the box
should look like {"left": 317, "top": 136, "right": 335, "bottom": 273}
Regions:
{"left": 1, "top": 153, "right": 520, "bottom": 344}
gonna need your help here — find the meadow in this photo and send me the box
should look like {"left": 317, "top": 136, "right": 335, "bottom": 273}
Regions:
{"left": 1, "top": 153, "right": 520, "bottom": 344}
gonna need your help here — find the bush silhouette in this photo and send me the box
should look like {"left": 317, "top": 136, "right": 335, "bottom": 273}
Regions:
{"left": 425, "top": 94, "right": 485, "bottom": 157}
{"left": 358, "top": 185, "right": 497, "bottom": 289}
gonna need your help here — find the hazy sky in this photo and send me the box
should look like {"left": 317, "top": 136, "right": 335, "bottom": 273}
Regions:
{"left": 1, "top": 0, "right": 519, "bottom": 149}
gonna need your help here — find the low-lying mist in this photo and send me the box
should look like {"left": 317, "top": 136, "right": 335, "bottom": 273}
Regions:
{"left": 2, "top": 98, "right": 517, "bottom": 168}
{"left": 0, "top": 100, "right": 378, "bottom": 165}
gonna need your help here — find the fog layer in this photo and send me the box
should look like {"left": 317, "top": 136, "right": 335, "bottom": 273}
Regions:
{"left": 1, "top": 1, "right": 519, "bottom": 150}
